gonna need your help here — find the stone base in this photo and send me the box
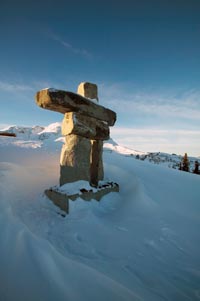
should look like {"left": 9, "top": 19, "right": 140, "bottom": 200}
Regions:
{"left": 45, "top": 182, "right": 119, "bottom": 215}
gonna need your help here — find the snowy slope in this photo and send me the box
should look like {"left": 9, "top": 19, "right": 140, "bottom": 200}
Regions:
{"left": 0, "top": 123, "right": 200, "bottom": 301}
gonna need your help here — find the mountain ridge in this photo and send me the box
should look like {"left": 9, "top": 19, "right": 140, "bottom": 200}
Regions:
{"left": 1, "top": 123, "right": 199, "bottom": 173}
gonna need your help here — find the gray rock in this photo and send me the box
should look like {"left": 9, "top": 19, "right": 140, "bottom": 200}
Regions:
{"left": 45, "top": 182, "right": 119, "bottom": 214}
{"left": 35, "top": 82, "right": 118, "bottom": 191}
{"left": 62, "top": 112, "right": 110, "bottom": 140}
{"left": 35, "top": 89, "right": 116, "bottom": 126}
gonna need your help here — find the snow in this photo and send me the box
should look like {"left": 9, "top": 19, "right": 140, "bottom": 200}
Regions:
{"left": 41, "top": 88, "right": 59, "bottom": 92}
{"left": 104, "top": 138, "right": 147, "bottom": 156}
{"left": 56, "top": 180, "right": 98, "bottom": 195}
{"left": 39, "top": 122, "right": 61, "bottom": 134}
{"left": 0, "top": 123, "right": 200, "bottom": 301}
{"left": 52, "top": 180, "right": 116, "bottom": 196}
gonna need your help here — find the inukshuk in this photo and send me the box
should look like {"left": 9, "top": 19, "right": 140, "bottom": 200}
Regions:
{"left": 35, "top": 82, "right": 116, "bottom": 189}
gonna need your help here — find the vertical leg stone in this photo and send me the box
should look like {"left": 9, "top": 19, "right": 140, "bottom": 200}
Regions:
{"left": 90, "top": 140, "right": 104, "bottom": 187}
{"left": 98, "top": 141, "right": 104, "bottom": 181}
{"left": 60, "top": 134, "right": 91, "bottom": 185}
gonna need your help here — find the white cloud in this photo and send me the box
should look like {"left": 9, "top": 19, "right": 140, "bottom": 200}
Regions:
{"left": 99, "top": 83, "right": 200, "bottom": 155}
{"left": 110, "top": 127, "right": 200, "bottom": 156}
{"left": 100, "top": 83, "right": 200, "bottom": 121}
{"left": 111, "top": 127, "right": 200, "bottom": 139}
{"left": 47, "top": 32, "right": 92, "bottom": 59}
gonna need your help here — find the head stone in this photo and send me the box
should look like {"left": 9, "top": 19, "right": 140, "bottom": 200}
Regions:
{"left": 77, "top": 82, "right": 98, "bottom": 101}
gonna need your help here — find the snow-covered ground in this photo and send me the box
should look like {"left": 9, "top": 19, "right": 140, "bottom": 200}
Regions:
{"left": 0, "top": 123, "right": 200, "bottom": 301}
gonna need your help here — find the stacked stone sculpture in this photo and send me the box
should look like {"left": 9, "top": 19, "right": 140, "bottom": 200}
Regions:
{"left": 35, "top": 82, "right": 117, "bottom": 188}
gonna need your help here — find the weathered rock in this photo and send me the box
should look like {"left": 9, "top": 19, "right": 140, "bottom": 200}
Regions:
{"left": 45, "top": 182, "right": 119, "bottom": 214}
{"left": 77, "top": 82, "right": 98, "bottom": 101}
{"left": 90, "top": 140, "right": 104, "bottom": 187}
{"left": 61, "top": 112, "right": 110, "bottom": 140}
{"left": 35, "top": 89, "right": 116, "bottom": 126}
{"left": 60, "top": 135, "right": 91, "bottom": 185}
{"left": 35, "top": 82, "right": 119, "bottom": 205}
{"left": 45, "top": 189, "right": 69, "bottom": 214}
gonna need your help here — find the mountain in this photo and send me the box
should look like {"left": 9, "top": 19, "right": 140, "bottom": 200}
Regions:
{"left": 1, "top": 122, "right": 61, "bottom": 141}
{"left": 1, "top": 123, "right": 198, "bottom": 172}
{"left": 0, "top": 122, "right": 200, "bottom": 301}
{"left": 0, "top": 122, "right": 63, "bottom": 150}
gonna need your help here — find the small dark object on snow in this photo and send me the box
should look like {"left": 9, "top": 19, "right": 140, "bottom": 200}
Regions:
{"left": 193, "top": 160, "right": 200, "bottom": 175}
{"left": 0, "top": 132, "right": 16, "bottom": 137}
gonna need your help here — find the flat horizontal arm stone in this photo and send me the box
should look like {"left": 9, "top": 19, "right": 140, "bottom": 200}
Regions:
{"left": 35, "top": 89, "right": 116, "bottom": 126}
{"left": 62, "top": 112, "right": 110, "bottom": 140}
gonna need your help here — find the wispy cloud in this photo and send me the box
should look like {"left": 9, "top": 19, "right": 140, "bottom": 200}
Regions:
{"left": 0, "top": 81, "right": 34, "bottom": 93}
{"left": 99, "top": 83, "right": 200, "bottom": 156}
{"left": 100, "top": 83, "right": 200, "bottom": 121}
{"left": 0, "top": 78, "right": 64, "bottom": 95}
{"left": 47, "top": 31, "right": 92, "bottom": 59}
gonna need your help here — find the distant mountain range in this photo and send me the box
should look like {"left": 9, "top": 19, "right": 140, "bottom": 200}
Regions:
{"left": 1, "top": 123, "right": 199, "bottom": 173}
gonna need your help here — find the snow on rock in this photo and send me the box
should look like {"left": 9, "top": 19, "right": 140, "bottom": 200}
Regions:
{"left": 53, "top": 180, "right": 116, "bottom": 196}
{"left": 41, "top": 88, "right": 59, "bottom": 92}
{"left": 57, "top": 180, "right": 97, "bottom": 195}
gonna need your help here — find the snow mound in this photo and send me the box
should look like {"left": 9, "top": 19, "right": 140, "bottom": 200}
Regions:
{"left": 0, "top": 134, "right": 200, "bottom": 301}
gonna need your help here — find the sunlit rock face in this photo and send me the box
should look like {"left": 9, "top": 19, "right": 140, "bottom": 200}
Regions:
{"left": 77, "top": 82, "right": 98, "bottom": 101}
{"left": 61, "top": 112, "right": 109, "bottom": 140}
{"left": 60, "top": 134, "right": 91, "bottom": 185}
{"left": 35, "top": 88, "right": 116, "bottom": 126}
{"left": 35, "top": 82, "right": 117, "bottom": 187}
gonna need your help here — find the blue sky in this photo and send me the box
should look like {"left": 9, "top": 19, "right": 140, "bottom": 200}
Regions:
{"left": 0, "top": 0, "right": 200, "bottom": 156}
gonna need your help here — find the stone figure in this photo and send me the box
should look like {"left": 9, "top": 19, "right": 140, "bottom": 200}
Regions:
{"left": 35, "top": 82, "right": 117, "bottom": 188}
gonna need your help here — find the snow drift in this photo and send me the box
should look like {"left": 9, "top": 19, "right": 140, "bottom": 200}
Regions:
{"left": 0, "top": 123, "right": 200, "bottom": 301}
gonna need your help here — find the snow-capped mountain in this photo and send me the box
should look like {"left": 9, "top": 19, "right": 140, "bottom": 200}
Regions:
{"left": 1, "top": 122, "right": 61, "bottom": 141}
{"left": 0, "top": 122, "right": 63, "bottom": 149}
{"left": 0, "top": 123, "right": 199, "bottom": 173}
